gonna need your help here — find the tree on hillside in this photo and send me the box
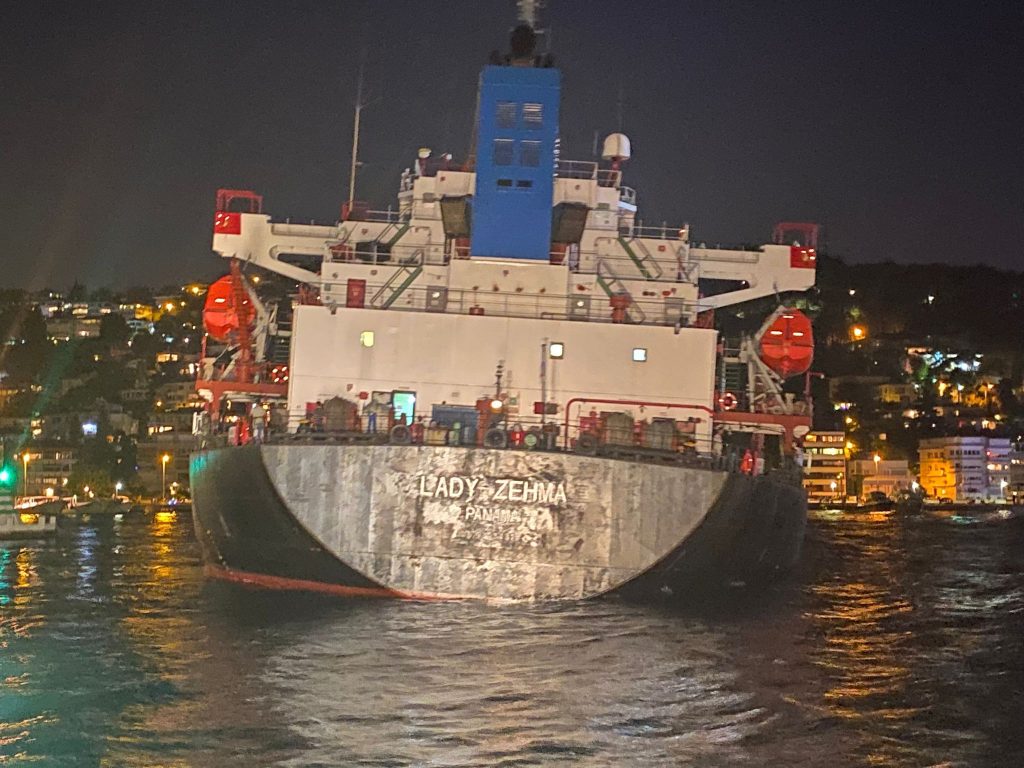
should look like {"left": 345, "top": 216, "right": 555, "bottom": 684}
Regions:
{"left": 100, "top": 314, "right": 131, "bottom": 347}
{"left": 67, "top": 282, "right": 87, "bottom": 302}
{"left": 2, "top": 306, "right": 51, "bottom": 385}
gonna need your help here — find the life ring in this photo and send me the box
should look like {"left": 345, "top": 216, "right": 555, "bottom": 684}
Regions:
{"left": 390, "top": 424, "right": 412, "bottom": 445}
{"left": 523, "top": 429, "right": 541, "bottom": 449}
{"left": 719, "top": 392, "right": 738, "bottom": 411}
{"left": 484, "top": 428, "right": 508, "bottom": 449}
{"left": 575, "top": 432, "right": 598, "bottom": 455}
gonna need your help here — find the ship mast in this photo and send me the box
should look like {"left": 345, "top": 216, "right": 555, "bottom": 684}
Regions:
{"left": 347, "top": 61, "right": 366, "bottom": 211}
{"left": 516, "top": 0, "right": 542, "bottom": 28}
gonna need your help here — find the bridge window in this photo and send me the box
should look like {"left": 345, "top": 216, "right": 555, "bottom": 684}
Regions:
{"left": 493, "top": 139, "right": 514, "bottom": 166}
{"left": 520, "top": 141, "right": 541, "bottom": 167}
{"left": 516, "top": 179, "right": 533, "bottom": 188}
{"left": 523, "top": 102, "right": 543, "bottom": 129}
{"left": 496, "top": 101, "right": 517, "bottom": 128}
{"left": 497, "top": 178, "right": 513, "bottom": 188}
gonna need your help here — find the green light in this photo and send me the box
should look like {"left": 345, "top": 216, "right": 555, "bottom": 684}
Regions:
{"left": 0, "top": 468, "right": 10, "bottom": 485}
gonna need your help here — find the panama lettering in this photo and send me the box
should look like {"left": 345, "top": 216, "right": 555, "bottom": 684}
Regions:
{"left": 412, "top": 474, "right": 567, "bottom": 547}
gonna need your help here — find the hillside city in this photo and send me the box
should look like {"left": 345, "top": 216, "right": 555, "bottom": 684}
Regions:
{"left": 1, "top": 255, "right": 1023, "bottom": 505}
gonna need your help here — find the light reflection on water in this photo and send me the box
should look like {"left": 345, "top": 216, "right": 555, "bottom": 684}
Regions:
{"left": 1, "top": 510, "right": 1023, "bottom": 766}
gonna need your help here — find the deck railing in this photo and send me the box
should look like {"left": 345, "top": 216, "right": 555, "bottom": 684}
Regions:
{"left": 318, "top": 280, "right": 707, "bottom": 326}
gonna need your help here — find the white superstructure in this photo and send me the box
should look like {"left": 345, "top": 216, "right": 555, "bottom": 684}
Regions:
{"left": 214, "top": 156, "right": 815, "bottom": 321}
{"left": 208, "top": 155, "right": 814, "bottom": 447}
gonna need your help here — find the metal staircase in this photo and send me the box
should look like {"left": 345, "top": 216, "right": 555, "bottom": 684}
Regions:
{"left": 720, "top": 349, "right": 746, "bottom": 397}
{"left": 596, "top": 260, "right": 646, "bottom": 323}
{"left": 371, "top": 260, "right": 423, "bottom": 309}
{"left": 380, "top": 220, "right": 410, "bottom": 248}
{"left": 267, "top": 307, "right": 292, "bottom": 365}
{"left": 617, "top": 236, "right": 664, "bottom": 279}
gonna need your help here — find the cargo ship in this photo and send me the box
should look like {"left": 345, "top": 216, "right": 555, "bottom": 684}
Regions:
{"left": 190, "top": 8, "right": 820, "bottom": 601}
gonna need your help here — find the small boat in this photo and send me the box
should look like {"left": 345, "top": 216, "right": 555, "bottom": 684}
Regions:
{"left": 893, "top": 492, "right": 924, "bottom": 515}
{"left": 16, "top": 495, "right": 68, "bottom": 516}
{"left": 808, "top": 498, "right": 892, "bottom": 513}
{"left": 1, "top": 508, "right": 59, "bottom": 539}
{"left": 64, "top": 495, "right": 132, "bottom": 517}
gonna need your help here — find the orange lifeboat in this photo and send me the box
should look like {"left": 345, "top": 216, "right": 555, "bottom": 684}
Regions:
{"left": 757, "top": 308, "right": 814, "bottom": 378}
{"left": 202, "top": 275, "right": 253, "bottom": 341}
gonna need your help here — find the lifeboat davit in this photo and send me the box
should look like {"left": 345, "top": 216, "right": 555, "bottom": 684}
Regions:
{"left": 202, "top": 275, "right": 253, "bottom": 341}
{"left": 757, "top": 308, "right": 814, "bottom": 378}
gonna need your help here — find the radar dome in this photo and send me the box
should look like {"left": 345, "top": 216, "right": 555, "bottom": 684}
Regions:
{"left": 602, "top": 133, "right": 632, "bottom": 162}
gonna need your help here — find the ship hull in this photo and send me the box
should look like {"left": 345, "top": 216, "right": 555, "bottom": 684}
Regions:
{"left": 190, "top": 443, "right": 806, "bottom": 602}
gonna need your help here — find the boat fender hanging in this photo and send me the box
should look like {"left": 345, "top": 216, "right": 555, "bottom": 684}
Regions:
{"left": 575, "top": 432, "right": 598, "bottom": 455}
{"left": 484, "top": 428, "right": 508, "bottom": 449}
{"left": 390, "top": 425, "right": 412, "bottom": 445}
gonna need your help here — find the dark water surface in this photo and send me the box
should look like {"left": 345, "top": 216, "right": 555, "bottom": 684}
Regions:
{"left": 2, "top": 509, "right": 1023, "bottom": 767}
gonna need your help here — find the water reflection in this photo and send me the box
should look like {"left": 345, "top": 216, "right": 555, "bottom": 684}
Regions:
{"left": 2, "top": 512, "right": 1024, "bottom": 766}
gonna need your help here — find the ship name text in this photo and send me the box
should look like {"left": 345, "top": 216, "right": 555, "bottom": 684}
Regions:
{"left": 415, "top": 475, "right": 568, "bottom": 505}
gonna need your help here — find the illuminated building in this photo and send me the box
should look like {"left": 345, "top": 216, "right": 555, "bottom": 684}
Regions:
{"left": 802, "top": 431, "right": 847, "bottom": 501}
{"left": 918, "top": 436, "right": 1010, "bottom": 502}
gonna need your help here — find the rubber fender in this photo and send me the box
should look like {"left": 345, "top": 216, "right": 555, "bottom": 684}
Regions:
{"left": 390, "top": 425, "right": 412, "bottom": 445}
{"left": 575, "top": 432, "right": 598, "bottom": 455}
{"left": 484, "top": 428, "right": 508, "bottom": 449}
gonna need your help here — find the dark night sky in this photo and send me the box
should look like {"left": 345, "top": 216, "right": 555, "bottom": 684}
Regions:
{"left": 2, "top": 0, "right": 1022, "bottom": 289}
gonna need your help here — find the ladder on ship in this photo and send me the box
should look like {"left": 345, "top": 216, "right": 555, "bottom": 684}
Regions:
{"left": 719, "top": 351, "right": 746, "bottom": 401}
{"left": 377, "top": 220, "right": 410, "bottom": 248}
{"left": 267, "top": 302, "right": 293, "bottom": 365}
{"left": 371, "top": 252, "right": 424, "bottom": 309}
{"left": 596, "top": 260, "right": 646, "bottom": 323}
{"left": 617, "top": 236, "right": 664, "bottom": 280}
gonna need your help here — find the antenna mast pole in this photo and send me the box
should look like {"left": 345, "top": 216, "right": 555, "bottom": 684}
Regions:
{"left": 516, "top": 0, "right": 543, "bottom": 29}
{"left": 347, "top": 60, "right": 365, "bottom": 210}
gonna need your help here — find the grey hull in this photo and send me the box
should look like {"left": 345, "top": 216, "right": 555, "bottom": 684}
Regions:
{"left": 190, "top": 444, "right": 806, "bottom": 601}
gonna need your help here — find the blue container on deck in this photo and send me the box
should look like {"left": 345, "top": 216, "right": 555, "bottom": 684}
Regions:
{"left": 430, "top": 405, "right": 479, "bottom": 446}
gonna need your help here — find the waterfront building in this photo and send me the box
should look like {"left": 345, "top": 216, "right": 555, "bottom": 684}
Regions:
{"left": 918, "top": 436, "right": 1011, "bottom": 502}
{"left": 1009, "top": 450, "right": 1024, "bottom": 504}
{"left": 136, "top": 433, "right": 198, "bottom": 496}
{"left": 17, "top": 443, "right": 77, "bottom": 496}
{"left": 847, "top": 458, "right": 914, "bottom": 500}
{"left": 802, "top": 431, "right": 847, "bottom": 501}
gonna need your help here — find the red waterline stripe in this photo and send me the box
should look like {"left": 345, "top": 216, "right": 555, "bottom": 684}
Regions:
{"left": 203, "top": 563, "right": 481, "bottom": 602}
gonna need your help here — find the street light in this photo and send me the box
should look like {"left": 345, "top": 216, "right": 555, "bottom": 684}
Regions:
{"left": 21, "top": 453, "right": 30, "bottom": 498}
{"left": 161, "top": 454, "right": 171, "bottom": 501}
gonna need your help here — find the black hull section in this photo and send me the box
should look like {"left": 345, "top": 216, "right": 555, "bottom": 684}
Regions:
{"left": 192, "top": 445, "right": 806, "bottom": 601}
{"left": 608, "top": 472, "right": 806, "bottom": 601}
{"left": 191, "top": 446, "right": 392, "bottom": 596}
